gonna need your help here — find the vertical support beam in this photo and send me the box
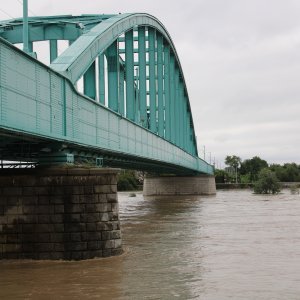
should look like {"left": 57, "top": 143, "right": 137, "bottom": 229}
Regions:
{"left": 183, "top": 95, "right": 188, "bottom": 151}
{"left": 119, "top": 66, "right": 125, "bottom": 115}
{"left": 98, "top": 53, "right": 105, "bottom": 105}
{"left": 174, "top": 67, "right": 180, "bottom": 146}
{"left": 191, "top": 130, "right": 196, "bottom": 155}
{"left": 169, "top": 54, "right": 176, "bottom": 144}
{"left": 179, "top": 82, "right": 185, "bottom": 149}
{"left": 28, "top": 42, "right": 33, "bottom": 53}
{"left": 125, "top": 30, "right": 135, "bottom": 121}
{"left": 22, "top": 0, "right": 29, "bottom": 53}
{"left": 187, "top": 111, "right": 192, "bottom": 154}
{"left": 157, "top": 34, "right": 164, "bottom": 137}
{"left": 148, "top": 27, "right": 156, "bottom": 133}
{"left": 50, "top": 40, "right": 58, "bottom": 63}
{"left": 83, "top": 62, "right": 96, "bottom": 100}
{"left": 107, "top": 40, "right": 119, "bottom": 112}
{"left": 163, "top": 44, "right": 171, "bottom": 141}
{"left": 138, "top": 26, "right": 147, "bottom": 127}
{"left": 62, "top": 79, "right": 67, "bottom": 137}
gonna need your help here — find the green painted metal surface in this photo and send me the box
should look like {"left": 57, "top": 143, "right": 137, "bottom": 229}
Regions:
{"left": 22, "top": 0, "right": 29, "bottom": 53}
{"left": 106, "top": 40, "right": 118, "bottom": 112}
{"left": 98, "top": 53, "right": 105, "bottom": 105}
{"left": 83, "top": 62, "right": 96, "bottom": 100}
{"left": 0, "top": 13, "right": 213, "bottom": 175}
{"left": 163, "top": 44, "right": 171, "bottom": 141}
{"left": 169, "top": 54, "right": 176, "bottom": 144}
{"left": 148, "top": 27, "right": 156, "bottom": 133}
{"left": 157, "top": 33, "right": 164, "bottom": 138}
{"left": 138, "top": 27, "right": 147, "bottom": 128}
{"left": 119, "top": 66, "right": 125, "bottom": 116}
{"left": 125, "top": 30, "right": 135, "bottom": 121}
{"left": 50, "top": 40, "right": 58, "bottom": 63}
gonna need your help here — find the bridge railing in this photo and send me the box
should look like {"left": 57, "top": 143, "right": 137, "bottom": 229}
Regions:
{"left": 0, "top": 37, "right": 213, "bottom": 175}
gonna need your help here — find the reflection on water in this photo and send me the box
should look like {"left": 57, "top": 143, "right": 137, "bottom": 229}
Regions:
{"left": 1, "top": 190, "right": 300, "bottom": 299}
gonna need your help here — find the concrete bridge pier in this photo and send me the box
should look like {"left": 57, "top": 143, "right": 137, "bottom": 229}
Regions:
{"left": 0, "top": 167, "right": 122, "bottom": 260}
{"left": 143, "top": 175, "right": 216, "bottom": 196}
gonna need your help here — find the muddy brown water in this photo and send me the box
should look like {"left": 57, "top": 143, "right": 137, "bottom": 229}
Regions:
{"left": 1, "top": 190, "right": 300, "bottom": 299}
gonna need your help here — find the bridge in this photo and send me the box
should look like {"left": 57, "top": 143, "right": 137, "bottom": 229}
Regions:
{"left": 0, "top": 11, "right": 216, "bottom": 260}
{"left": 0, "top": 13, "right": 213, "bottom": 175}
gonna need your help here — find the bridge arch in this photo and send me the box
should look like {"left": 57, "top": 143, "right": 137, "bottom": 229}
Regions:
{"left": 50, "top": 13, "right": 197, "bottom": 156}
{"left": 0, "top": 13, "right": 213, "bottom": 175}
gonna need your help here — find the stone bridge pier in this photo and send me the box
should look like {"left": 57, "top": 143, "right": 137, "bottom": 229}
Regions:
{"left": 0, "top": 167, "right": 122, "bottom": 260}
{"left": 143, "top": 175, "right": 216, "bottom": 196}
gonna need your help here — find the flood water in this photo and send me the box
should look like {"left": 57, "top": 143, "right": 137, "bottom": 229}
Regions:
{"left": 1, "top": 189, "right": 300, "bottom": 299}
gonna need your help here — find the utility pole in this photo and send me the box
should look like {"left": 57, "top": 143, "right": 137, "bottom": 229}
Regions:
{"left": 23, "top": 0, "right": 29, "bottom": 54}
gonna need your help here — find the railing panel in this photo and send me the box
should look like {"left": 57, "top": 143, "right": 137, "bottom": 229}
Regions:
{"left": 0, "top": 38, "right": 213, "bottom": 175}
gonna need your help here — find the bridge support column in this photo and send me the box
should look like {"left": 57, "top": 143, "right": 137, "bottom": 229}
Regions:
{"left": 143, "top": 175, "right": 216, "bottom": 196}
{"left": 0, "top": 167, "right": 122, "bottom": 260}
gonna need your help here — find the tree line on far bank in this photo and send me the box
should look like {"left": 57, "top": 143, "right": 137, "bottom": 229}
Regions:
{"left": 216, "top": 155, "right": 300, "bottom": 194}
{"left": 216, "top": 155, "right": 300, "bottom": 184}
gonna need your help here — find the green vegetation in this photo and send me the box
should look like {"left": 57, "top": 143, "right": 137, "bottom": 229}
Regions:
{"left": 224, "top": 155, "right": 241, "bottom": 183}
{"left": 269, "top": 163, "right": 300, "bottom": 182}
{"left": 225, "top": 155, "right": 241, "bottom": 170}
{"left": 216, "top": 155, "right": 300, "bottom": 194}
{"left": 117, "top": 170, "right": 140, "bottom": 191}
{"left": 240, "top": 156, "right": 268, "bottom": 182}
{"left": 217, "top": 155, "right": 300, "bottom": 183}
{"left": 253, "top": 168, "right": 281, "bottom": 194}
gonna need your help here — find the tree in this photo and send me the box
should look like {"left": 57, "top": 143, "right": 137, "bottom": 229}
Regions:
{"left": 253, "top": 168, "right": 281, "bottom": 194}
{"left": 225, "top": 155, "right": 241, "bottom": 183}
{"left": 214, "top": 169, "right": 231, "bottom": 183}
{"left": 117, "top": 170, "right": 139, "bottom": 191}
{"left": 225, "top": 155, "right": 241, "bottom": 169}
{"left": 240, "top": 156, "right": 268, "bottom": 182}
{"left": 270, "top": 163, "right": 300, "bottom": 182}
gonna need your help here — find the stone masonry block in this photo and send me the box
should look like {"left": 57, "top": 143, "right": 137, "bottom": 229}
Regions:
{"left": 101, "top": 231, "right": 111, "bottom": 240}
{"left": 111, "top": 203, "right": 119, "bottom": 213}
{"left": 3, "top": 187, "right": 22, "bottom": 196}
{"left": 111, "top": 230, "right": 121, "bottom": 240}
{"left": 106, "top": 193, "right": 118, "bottom": 203}
{"left": 96, "top": 203, "right": 108, "bottom": 212}
{"left": 98, "top": 194, "right": 107, "bottom": 203}
{"left": 103, "top": 240, "right": 114, "bottom": 250}
{"left": 99, "top": 213, "right": 109, "bottom": 222}
{"left": 114, "top": 239, "right": 122, "bottom": 248}
{"left": 81, "top": 213, "right": 99, "bottom": 223}
{"left": 94, "top": 185, "right": 112, "bottom": 194}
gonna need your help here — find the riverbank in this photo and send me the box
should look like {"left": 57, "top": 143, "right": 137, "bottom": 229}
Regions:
{"left": 217, "top": 183, "right": 253, "bottom": 189}
{"left": 217, "top": 182, "right": 300, "bottom": 190}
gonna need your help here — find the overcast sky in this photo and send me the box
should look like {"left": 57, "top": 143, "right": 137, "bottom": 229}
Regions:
{"left": 1, "top": 0, "right": 300, "bottom": 166}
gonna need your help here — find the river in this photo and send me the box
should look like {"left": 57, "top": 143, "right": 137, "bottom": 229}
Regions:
{"left": 1, "top": 189, "right": 300, "bottom": 299}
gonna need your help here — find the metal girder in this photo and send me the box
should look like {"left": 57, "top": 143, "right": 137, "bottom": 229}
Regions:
{"left": 157, "top": 33, "right": 164, "bottom": 137}
{"left": 148, "top": 27, "right": 156, "bottom": 133}
{"left": 125, "top": 30, "right": 135, "bottom": 121}
{"left": 17, "top": 12, "right": 199, "bottom": 155}
{"left": 0, "top": 13, "right": 214, "bottom": 174}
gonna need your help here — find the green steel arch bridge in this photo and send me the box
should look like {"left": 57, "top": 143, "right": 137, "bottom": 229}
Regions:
{"left": 0, "top": 13, "right": 213, "bottom": 176}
